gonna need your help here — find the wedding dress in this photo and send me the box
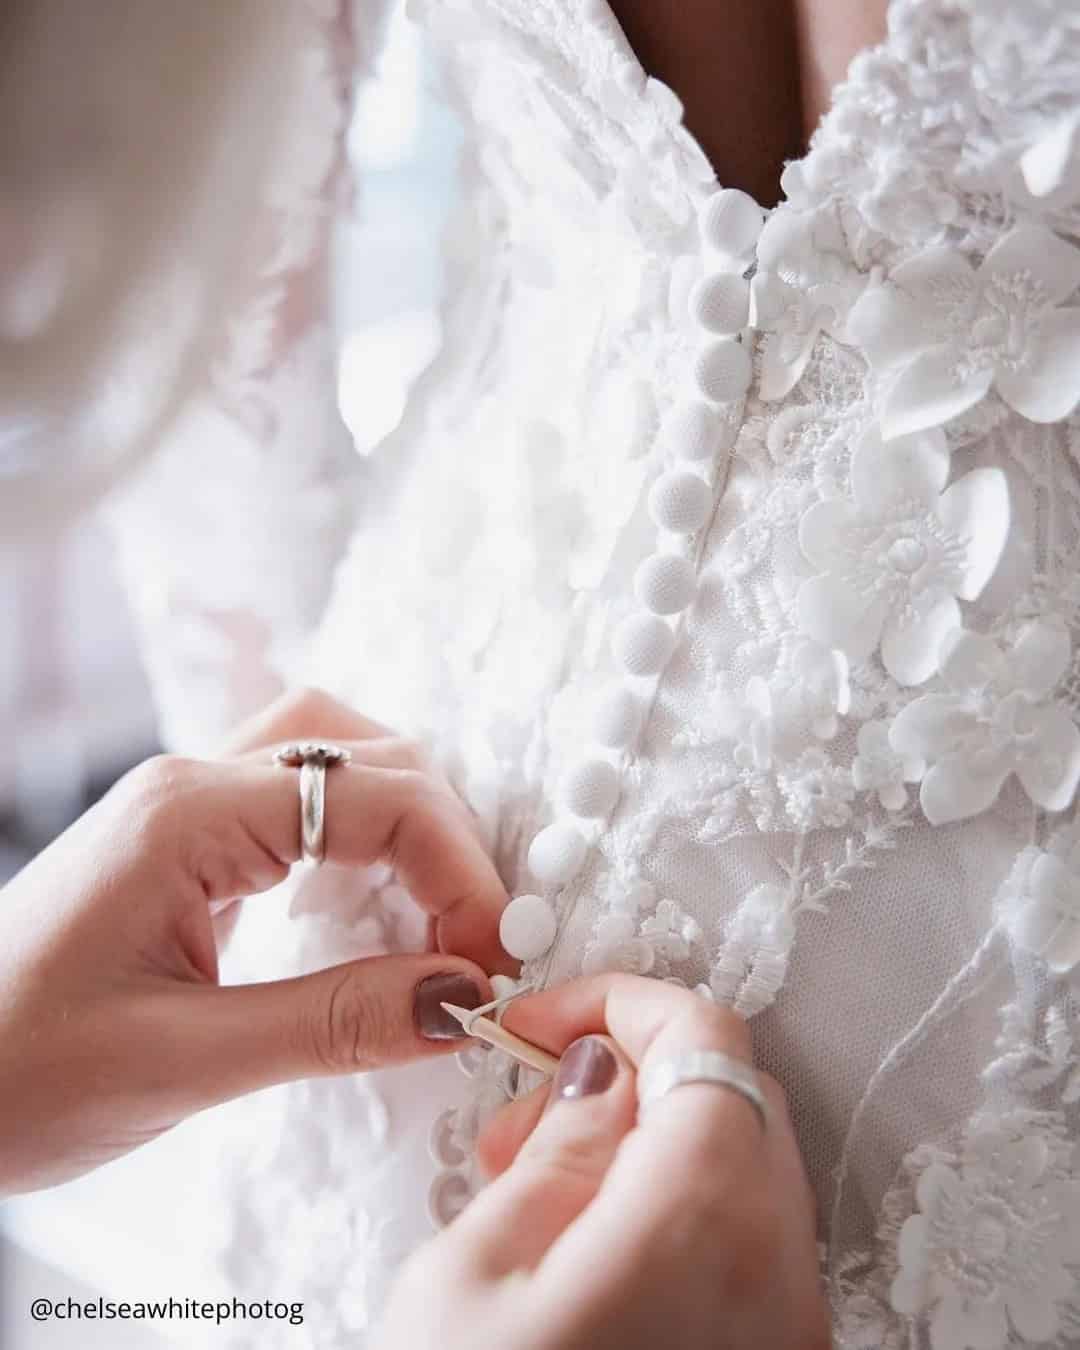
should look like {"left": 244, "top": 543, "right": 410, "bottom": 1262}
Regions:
{"left": 70, "top": 0, "right": 1080, "bottom": 1345}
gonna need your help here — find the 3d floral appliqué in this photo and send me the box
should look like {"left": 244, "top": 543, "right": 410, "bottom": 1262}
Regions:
{"left": 797, "top": 426, "right": 1009, "bottom": 686}
{"left": 778, "top": 748, "right": 855, "bottom": 830}
{"left": 999, "top": 836, "right": 1080, "bottom": 977}
{"left": 1020, "top": 111, "right": 1080, "bottom": 205}
{"left": 890, "top": 619, "right": 1080, "bottom": 826}
{"left": 852, "top": 720, "right": 925, "bottom": 811}
{"left": 582, "top": 883, "right": 703, "bottom": 978}
{"left": 847, "top": 224, "right": 1080, "bottom": 438}
{"left": 891, "top": 1130, "right": 1080, "bottom": 1349}
{"left": 751, "top": 204, "right": 867, "bottom": 402}
{"left": 703, "top": 638, "right": 851, "bottom": 771}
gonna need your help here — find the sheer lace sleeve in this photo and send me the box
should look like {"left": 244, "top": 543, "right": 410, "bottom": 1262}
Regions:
{"left": 101, "top": 0, "right": 364, "bottom": 754}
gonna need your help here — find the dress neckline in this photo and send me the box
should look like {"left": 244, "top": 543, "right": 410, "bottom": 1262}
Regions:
{"left": 589, "top": 0, "right": 908, "bottom": 219}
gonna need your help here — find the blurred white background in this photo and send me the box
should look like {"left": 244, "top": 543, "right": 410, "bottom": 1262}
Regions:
{"left": 1, "top": 4, "right": 457, "bottom": 1343}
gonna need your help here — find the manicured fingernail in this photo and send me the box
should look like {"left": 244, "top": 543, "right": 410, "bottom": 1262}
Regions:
{"left": 552, "top": 1036, "right": 617, "bottom": 1101}
{"left": 414, "top": 973, "right": 483, "bottom": 1040}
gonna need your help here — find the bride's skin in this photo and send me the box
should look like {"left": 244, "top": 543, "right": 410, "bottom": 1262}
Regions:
{"left": 607, "top": 0, "right": 890, "bottom": 205}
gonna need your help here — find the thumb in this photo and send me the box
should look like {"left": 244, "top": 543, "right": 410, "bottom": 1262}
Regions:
{"left": 451, "top": 1036, "right": 637, "bottom": 1277}
{"left": 169, "top": 955, "right": 491, "bottom": 1108}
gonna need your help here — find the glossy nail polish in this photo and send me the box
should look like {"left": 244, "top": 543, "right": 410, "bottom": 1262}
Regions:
{"left": 414, "top": 973, "right": 484, "bottom": 1041}
{"left": 552, "top": 1036, "right": 617, "bottom": 1100}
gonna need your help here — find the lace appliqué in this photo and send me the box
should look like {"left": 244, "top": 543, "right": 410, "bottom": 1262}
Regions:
{"left": 891, "top": 619, "right": 1080, "bottom": 826}
{"left": 848, "top": 225, "right": 1080, "bottom": 441}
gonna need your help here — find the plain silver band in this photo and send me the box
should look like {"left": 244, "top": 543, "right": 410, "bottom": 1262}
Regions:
{"left": 273, "top": 743, "right": 351, "bottom": 866}
{"left": 637, "top": 1051, "right": 768, "bottom": 1130}
{"left": 299, "top": 757, "right": 326, "bottom": 864}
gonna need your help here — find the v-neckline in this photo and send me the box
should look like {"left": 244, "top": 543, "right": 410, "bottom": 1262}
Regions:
{"left": 593, "top": 0, "right": 906, "bottom": 218}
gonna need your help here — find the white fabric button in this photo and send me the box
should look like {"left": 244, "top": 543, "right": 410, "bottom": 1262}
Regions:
{"left": 490, "top": 973, "right": 519, "bottom": 1002}
{"left": 428, "top": 1108, "right": 468, "bottom": 1167}
{"left": 689, "top": 272, "right": 750, "bottom": 336}
{"left": 454, "top": 1043, "right": 489, "bottom": 1078}
{"left": 428, "top": 1170, "right": 472, "bottom": 1228}
{"left": 528, "top": 822, "right": 588, "bottom": 885}
{"left": 699, "top": 188, "right": 764, "bottom": 264}
{"left": 663, "top": 401, "right": 715, "bottom": 462}
{"left": 635, "top": 553, "right": 697, "bottom": 614}
{"left": 649, "top": 469, "right": 711, "bottom": 533}
{"left": 499, "top": 893, "right": 559, "bottom": 960}
{"left": 563, "top": 759, "right": 620, "bottom": 818}
{"left": 594, "top": 683, "right": 643, "bottom": 749}
{"left": 613, "top": 612, "right": 676, "bottom": 676}
{"left": 694, "top": 339, "right": 752, "bottom": 404}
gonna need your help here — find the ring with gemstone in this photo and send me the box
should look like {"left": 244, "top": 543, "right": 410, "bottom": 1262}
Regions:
{"left": 636, "top": 1050, "right": 768, "bottom": 1131}
{"left": 272, "top": 742, "right": 352, "bottom": 865}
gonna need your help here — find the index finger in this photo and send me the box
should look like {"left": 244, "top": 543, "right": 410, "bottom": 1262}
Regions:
{"left": 180, "top": 756, "right": 514, "bottom": 975}
{"left": 505, "top": 978, "right": 786, "bottom": 1319}
{"left": 484, "top": 974, "right": 754, "bottom": 1169}
{"left": 503, "top": 973, "right": 753, "bottom": 1074}
{"left": 504, "top": 975, "right": 765, "bottom": 1180}
{"left": 218, "top": 686, "right": 395, "bottom": 755}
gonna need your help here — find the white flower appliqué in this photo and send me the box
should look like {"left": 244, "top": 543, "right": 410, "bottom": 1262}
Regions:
{"left": 582, "top": 883, "right": 702, "bottom": 977}
{"left": 852, "top": 720, "right": 925, "bottom": 811}
{"left": 751, "top": 204, "right": 867, "bottom": 402}
{"left": 890, "top": 620, "right": 1080, "bottom": 826}
{"left": 777, "top": 637, "right": 853, "bottom": 742}
{"left": 1020, "top": 111, "right": 1080, "bottom": 206}
{"left": 777, "top": 748, "right": 855, "bottom": 831}
{"left": 640, "top": 898, "right": 704, "bottom": 964}
{"left": 848, "top": 224, "right": 1080, "bottom": 439}
{"left": 891, "top": 1130, "right": 1080, "bottom": 1349}
{"left": 999, "top": 837, "right": 1080, "bottom": 977}
{"left": 581, "top": 910, "right": 656, "bottom": 976}
{"left": 701, "top": 638, "right": 851, "bottom": 770}
{"left": 797, "top": 427, "right": 1010, "bottom": 686}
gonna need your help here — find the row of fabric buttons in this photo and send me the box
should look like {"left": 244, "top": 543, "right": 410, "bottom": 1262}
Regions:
{"left": 430, "top": 187, "right": 766, "bottom": 1227}
{"left": 497, "top": 188, "right": 766, "bottom": 968}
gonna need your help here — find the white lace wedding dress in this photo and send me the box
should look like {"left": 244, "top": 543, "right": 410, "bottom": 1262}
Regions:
{"left": 95, "top": 0, "right": 1080, "bottom": 1345}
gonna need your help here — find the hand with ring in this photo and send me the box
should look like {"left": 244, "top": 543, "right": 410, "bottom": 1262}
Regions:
{"left": 376, "top": 975, "right": 830, "bottom": 1350}
{"left": 0, "top": 687, "right": 513, "bottom": 1194}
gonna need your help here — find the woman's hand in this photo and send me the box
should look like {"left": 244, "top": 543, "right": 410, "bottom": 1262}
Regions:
{"left": 377, "top": 976, "right": 830, "bottom": 1350}
{"left": 0, "top": 687, "right": 511, "bottom": 1194}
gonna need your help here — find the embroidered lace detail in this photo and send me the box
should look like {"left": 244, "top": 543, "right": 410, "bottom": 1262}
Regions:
{"left": 90, "top": 0, "right": 1080, "bottom": 1344}
{"left": 892, "top": 619, "right": 1080, "bottom": 825}
{"left": 848, "top": 225, "right": 1080, "bottom": 440}
{"left": 797, "top": 427, "right": 1010, "bottom": 687}
{"left": 892, "top": 1123, "right": 1080, "bottom": 1347}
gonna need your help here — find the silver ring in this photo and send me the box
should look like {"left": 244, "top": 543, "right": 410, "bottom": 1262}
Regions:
{"left": 637, "top": 1051, "right": 768, "bottom": 1131}
{"left": 273, "top": 742, "right": 352, "bottom": 864}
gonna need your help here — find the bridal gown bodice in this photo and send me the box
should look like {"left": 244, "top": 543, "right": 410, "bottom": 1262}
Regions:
{"left": 73, "top": 0, "right": 1080, "bottom": 1345}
